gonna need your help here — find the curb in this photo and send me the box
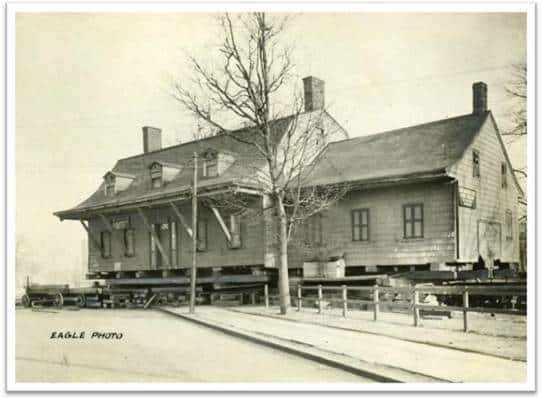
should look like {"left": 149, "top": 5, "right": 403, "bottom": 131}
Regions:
{"left": 156, "top": 307, "right": 449, "bottom": 383}
{"left": 227, "top": 308, "right": 527, "bottom": 363}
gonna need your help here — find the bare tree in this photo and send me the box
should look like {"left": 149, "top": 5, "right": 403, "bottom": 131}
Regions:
{"left": 173, "top": 13, "right": 347, "bottom": 314}
{"left": 503, "top": 63, "right": 527, "bottom": 137}
{"left": 503, "top": 63, "right": 527, "bottom": 181}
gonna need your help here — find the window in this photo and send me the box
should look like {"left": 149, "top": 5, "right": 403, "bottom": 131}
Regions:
{"left": 501, "top": 162, "right": 508, "bottom": 188}
{"left": 506, "top": 210, "right": 513, "bottom": 240}
{"left": 204, "top": 161, "right": 218, "bottom": 178}
{"left": 150, "top": 227, "right": 158, "bottom": 268}
{"left": 170, "top": 221, "right": 177, "bottom": 265}
{"left": 229, "top": 214, "right": 242, "bottom": 248}
{"left": 352, "top": 209, "right": 370, "bottom": 241}
{"left": 104, "top": 175, "right": 115, "bottom": 196}
{"left": 151, "top": 176, "right": 161, "bottom": 189}
{"left": 197, "top": 219, "right": 208, "bottom": 251}
{"left": 100, "top": 231, "right": 111, "bottom": 258}
{"left": 403, "top": 204, "right": 424, "bottom": 239}
{"left": 315, "top": 127, "right": 326, "bottom": 146}
{"left": 304, "top": 214, "right": 323, "bottom": 245}
{"left": 472, "top": 150, "right": 480, "bottom": 178}
{"left": 150, "top": 224, "right": 166, "bottom": 268}
{"left": 150, "top": 163, "right": 162, "bottom": 189}
{"left": 124, "top": 228, "right": 134, "bottom": 257}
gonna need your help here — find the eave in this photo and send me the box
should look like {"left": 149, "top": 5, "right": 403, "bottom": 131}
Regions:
{"left": 54, "top": 182, "right": 263, "bottom": 221}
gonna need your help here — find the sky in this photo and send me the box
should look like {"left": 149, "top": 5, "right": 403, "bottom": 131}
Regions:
{"left": 15, "top": 12, "right": 527, "bottom": 288}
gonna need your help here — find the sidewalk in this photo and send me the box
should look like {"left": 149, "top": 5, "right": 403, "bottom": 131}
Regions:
{"left": 232, "top": 306, "right": 526, "bottom": 362}
{"left": 161, "top": 306, "right": 526, "bottom": 383}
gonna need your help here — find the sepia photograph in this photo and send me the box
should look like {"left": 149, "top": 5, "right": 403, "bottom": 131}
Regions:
{"left": 6, "top": 2, "right": 535, "bottom": 391}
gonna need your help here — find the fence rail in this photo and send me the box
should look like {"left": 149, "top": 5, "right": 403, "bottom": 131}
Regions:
{"left": 262, "top": 283, "right": 526, "bottom": 332}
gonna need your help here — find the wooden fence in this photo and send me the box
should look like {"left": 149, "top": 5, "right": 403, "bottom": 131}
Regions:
{"left": 263, "top": 283, "right": 526, "bottom": 332}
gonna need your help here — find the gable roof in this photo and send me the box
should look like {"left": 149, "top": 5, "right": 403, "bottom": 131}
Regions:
{"left": 305, "top": 111, "right": 490, "bottom": 187}
{"left": 486, "top": 112, "right": 525, "bottom": 198}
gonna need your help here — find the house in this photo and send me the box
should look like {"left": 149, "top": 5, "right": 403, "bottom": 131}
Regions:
{"left": 296, "top": 82, "right": 524, "bottom": 275}
{"left": 55, "top": 78, "right": 523, "bottom": 285}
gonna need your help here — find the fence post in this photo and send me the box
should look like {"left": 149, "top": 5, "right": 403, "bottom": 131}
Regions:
{"left": 413, "top": 288, "right": 420, "bottom": 327}
{"left": 318, "top": 284, "right": 323, "bottom": 314}
{"left": 297, "top": 284, "right": 302, "bottom": 311}
{"left": 373, "top": 284, "right": 379, "bottom": 321}
{"left": 264, "top": 284, "right": 269, "bottom": 309}
{"left": 463, "top": 287, "right": 469, "bottom": 332}
{"left": 342, "top": 285, "right": 348, "bottom": 318}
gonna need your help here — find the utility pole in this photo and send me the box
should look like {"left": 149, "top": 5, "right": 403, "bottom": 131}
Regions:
{"left": 189, "top": 152, "right": 198, "bottom": 313}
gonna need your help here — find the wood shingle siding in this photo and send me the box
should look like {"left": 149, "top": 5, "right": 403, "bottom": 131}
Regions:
{"left": 448, "top": 115, "right": 522, "bottom": 264}
{"left": 288, "top": 181, "right": 455, "bottom": 268}
{"left": 88, "top": 200, "right": 265, "bottom": 272}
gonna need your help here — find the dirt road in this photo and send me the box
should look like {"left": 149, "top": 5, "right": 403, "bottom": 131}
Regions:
{"left": 15, "top": 308, "right": 369, "bottom": 383}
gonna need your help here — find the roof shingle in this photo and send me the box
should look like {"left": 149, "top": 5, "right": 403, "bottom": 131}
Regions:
{"left": 305, "top": 111, "right": 489, "bottom": 186}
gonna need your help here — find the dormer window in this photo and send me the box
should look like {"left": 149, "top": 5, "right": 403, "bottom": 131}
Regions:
{"left": 200, "top": 148, "right": 234, "bottom": 178}
{"left": 103, "top": 171, "right": 135, "bottom": 196}
{"left": 204, "top": 160, "right": 218, "bottom": 177}
{"left": 104, "top": 174, "right": 116, "bottom": 196}
{"left": 150, "top": 163, "right": 162, "bottom": 189}
{"left": 149, "top": 161, "right": 182, "bottom": 189}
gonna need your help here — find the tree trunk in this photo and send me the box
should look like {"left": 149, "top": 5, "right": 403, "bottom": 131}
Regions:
{"left": 277, "top": 198, "right": 290, "bottom": 315}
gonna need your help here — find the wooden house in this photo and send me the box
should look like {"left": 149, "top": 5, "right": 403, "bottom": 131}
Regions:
{"left": 55, "top": 78, "right": 523, "bottom": 284}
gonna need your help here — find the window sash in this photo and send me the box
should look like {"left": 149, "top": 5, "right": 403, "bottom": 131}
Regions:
{"left": 230, "top": 215, "right": 240, "bottom": 234}
{"left": 105, "top": 182, "right": 115, "bottom": 196}
{"left": 150, "top": 230, "right": 157, "bottom": 268}
{"left": 501, "top": 163, "right": 508, "bottom": 188}
{"left": 101, "top": 231, "right": 111, "bottom": 258}
{"left": 506, "top": 211, "right": 513, "bottom": 239}
{"left": 352, "top": 209, "right": 369, "bottom": 241}
{"left": 197, "top": 219, "right": 208, "bottom": 251}
{"left": 305, "top": 214, "right": 322, "bottom": 245}
{"left": 124, "top": 228, "right": 134, "bottom": 257}
{"left": 473, "top": 150, "right": 480, "bottom": 177}
{"left": 403, "top": 204, "right": 423, "bottom": 238}
{"left": 170, "top": 221, "right": 177, "bottom": 265}
{"left": 205, "top": 162, "right": 218, "bottom": 177}
{"left": 152, "top": 176, "right": 161, "bottom": 189}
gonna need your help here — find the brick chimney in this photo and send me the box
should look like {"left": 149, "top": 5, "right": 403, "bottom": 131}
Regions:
{"left": 303, "top": 76, "right": 325, "bottom": 112}
{"left": 142, "top": 126, "right": 162, "bottom": 153}
{"left": 472, "top": 82, "right": 488, "bottom": 115}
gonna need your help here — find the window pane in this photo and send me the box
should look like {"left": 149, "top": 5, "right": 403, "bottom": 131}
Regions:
{"left": 198, "top": 220, "right": 207, "bottom": 250}
{"left": 206, "top": 163, "right": 218, "bottom": 177}
{"left": 150, "top": 232, "right": 157, "bottom": 267}
{"left": 353, "top": 210, "right": 360, "bottom": 225}
{"left": 317, "top": 216, "right": 322, "bottom": 244}
{"left": 361, "top": 226, "right": 368, "bottom": 241}
{"left": 361, "top": 210, "right": 368, "bottom": 225}
{"left": 124, "top": 229, "right": 134, "bottom": 256}
{"left": 405, "top": 221, "right": 412, "bottom": 238}
{"left": 405, "top": 206, "right": 412, "bottom": 221}
{"left": 414, "top": 205, "right": 422, "bottom": 220}
{"left": 101, "top": 231, "right": 111, "bottom": 258}
{"left": 171, "top": 222, "right": 177, "bottom": 250}
{"left": 414, "top": 221, "right": 422, "bottom": 237}
{"left": 152, "top": 177, "right": 161, "bottom": 188}
{"left": 230, "top": 215, "right": 239, "bottom": 234}
{"left": 353, "top": 227, "right": 360, "bottom": 241}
